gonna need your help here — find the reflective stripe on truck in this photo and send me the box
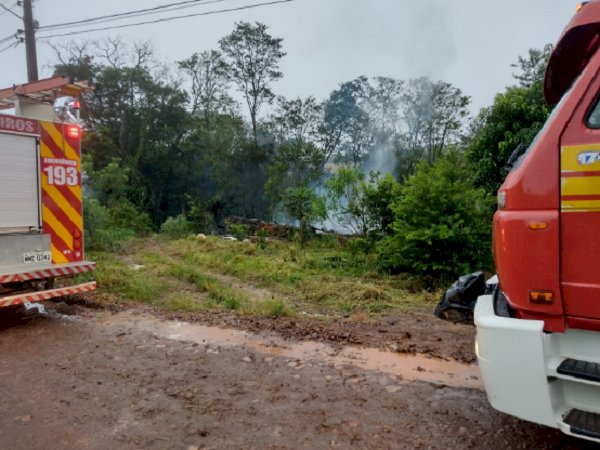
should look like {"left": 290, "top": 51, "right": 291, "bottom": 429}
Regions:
{"left": 0, "top": 281, "right": 96, "bottom": 308}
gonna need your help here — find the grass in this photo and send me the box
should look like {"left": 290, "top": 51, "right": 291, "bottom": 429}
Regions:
{"left": 86, "top": 234, "right": 437, "bottom": 318}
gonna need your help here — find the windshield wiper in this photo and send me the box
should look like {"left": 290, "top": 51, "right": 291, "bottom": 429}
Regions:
{"left": 504, "top": 143, "right": 527, "bottom": 173}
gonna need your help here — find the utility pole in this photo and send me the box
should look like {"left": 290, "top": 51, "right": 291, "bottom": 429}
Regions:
{"left": 22, "top": 0, "right": 38, "bottom": 81}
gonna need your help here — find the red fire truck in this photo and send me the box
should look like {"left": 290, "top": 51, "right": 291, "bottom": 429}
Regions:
{"left": 0, "top": 77, "right": 95, "bottom": 309}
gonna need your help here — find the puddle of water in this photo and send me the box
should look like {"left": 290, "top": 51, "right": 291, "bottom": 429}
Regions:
{"left": 102, "top": 313, "right": 482, "bottom": 390}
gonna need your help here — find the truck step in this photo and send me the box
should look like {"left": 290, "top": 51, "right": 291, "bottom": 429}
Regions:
{"left": 564, "top": 409, "right": 600, "bottom": 440}
{"left": 557, "top": 358, "right": 600, "bottom": 383}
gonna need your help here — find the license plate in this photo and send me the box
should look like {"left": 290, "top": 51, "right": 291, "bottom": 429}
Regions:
{"left": 23, "top": 251, "right": 51, "bottom": 264}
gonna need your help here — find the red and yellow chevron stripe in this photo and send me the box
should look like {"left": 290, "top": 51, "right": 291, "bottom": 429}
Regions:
{"left": 0, "top": 262, "right": 95, "bottom": 284}
{"left": 0, "top": 281, "right": 96, "bottom": 308}
{"left": 39, "top": 121, "right": 84, "bottom": 263}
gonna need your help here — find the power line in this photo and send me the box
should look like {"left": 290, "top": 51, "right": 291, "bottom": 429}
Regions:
{"left": 37, "top": 0, "right": 294, "bottom": 40}
{"left": 0, "top": 40, "right": 20, "bottom": 55}
{"left": 40, "top": 0, "right": 230, "bottom": 31}
{"left": 0, "top": 32, "right": 17, "bottom": 45}
{"left": 0, "top": 1, "right": 21, "bottom": 20}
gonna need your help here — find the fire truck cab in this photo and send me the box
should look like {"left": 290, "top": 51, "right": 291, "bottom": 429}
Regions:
{"left": 0, "top": 76, "right": 95, "bottom": 309}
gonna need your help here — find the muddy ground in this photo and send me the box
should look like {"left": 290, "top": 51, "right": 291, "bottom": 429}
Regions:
{"left": 0, "top": 303, "right": 595, "bottom": 449}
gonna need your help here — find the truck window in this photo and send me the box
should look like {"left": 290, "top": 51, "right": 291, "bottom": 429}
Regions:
{"left": 586, "top": 94, "right": 600, "bottom": 128}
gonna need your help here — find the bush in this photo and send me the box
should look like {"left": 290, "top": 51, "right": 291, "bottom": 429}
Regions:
{"left": 84, "top": 198, "right": 151, "bottom": 251}
{"left": 378, "top": 156, "right": 494, "bottom": 283}
{"left": 256, "top": 228, "right": 268, "bottom": 249}
{"left": 161, "top": 215, "right": 194, "bottom": 239}
{"left": 281, "top": 186, "right": 326, "bottom": 245}
{"left": 187, "top": 198, "right": 214, "bottom": 234}
{"left": 228, "top": 223, "right": 249, "bottom": 241}
{"left": 83, "top": 197, "right": 109, "bottom": 240}
{"left": 108, "top": 200, "right": 153, "bottom": 236}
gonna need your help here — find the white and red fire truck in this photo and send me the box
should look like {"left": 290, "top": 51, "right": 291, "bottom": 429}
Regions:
{"left": 0, "top": 76, "right": 95, "bottom": 309}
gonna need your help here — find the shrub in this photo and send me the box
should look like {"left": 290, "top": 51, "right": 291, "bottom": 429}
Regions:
{"left": 83, "top": 197, "right": 109, "bottom": 240}
{"left": 326, "top": 169, "right": 401, "bottom": 238}
{"left": 161, "top": 215, "right": 194, "bottom": 239}
{"left": 108, "top": 200, "right": 153, "bottom": 236}
{"left": 228, "top": 223, "right": 249, "bottom": 241}
{"left": 256, "top": 228, "right": 268, "bottom": 249}
{"left": 84, "top": 195, "right": 163, "bottom": 251}
{"left": 281, "top": 186, "right": 326, "bottom": 245}
{"left": 187, "top": 198, "right": 214, "bottom": 234}
{"left": 378, "top": 156, "right": 494, "bottom": 283}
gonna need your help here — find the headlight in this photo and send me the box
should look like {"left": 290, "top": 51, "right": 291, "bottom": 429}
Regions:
{"left": 497, "top": 191, "right": 506, "bottom": 209}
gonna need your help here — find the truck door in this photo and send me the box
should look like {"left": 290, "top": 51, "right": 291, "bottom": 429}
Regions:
{"left": 0, "top": 133, "right": 40, "bottom": 233}
{"left": 560, "top": 65, "right": 600, "bottom": 328}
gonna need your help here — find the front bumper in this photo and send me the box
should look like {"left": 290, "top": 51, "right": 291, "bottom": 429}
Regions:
{"left": 475, "top": 295, "right": 556, "bottom": 426}
{"left": 475, "top": 295, "right": 600, "bottom": 442}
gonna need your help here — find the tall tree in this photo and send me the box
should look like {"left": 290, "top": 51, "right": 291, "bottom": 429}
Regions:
{"left": 178, "top": 50, "right": 235, "bottom": 128}
{"left": 323, "top": 77, "right": 373, "bottom": 167}
{"left": 396, "top": 77, "right": 470, "bottom": 177}
{"left": 511, "top": 44, "right": 553, "bottom": 88}
{"left": 219, "top": 22, "right": 286, "bottom": 145}
{"left": 265, "top": 96, "right": 327, "bottom": 214}
{"left": 467, "top": 46, "right": 552, "bottom": 194}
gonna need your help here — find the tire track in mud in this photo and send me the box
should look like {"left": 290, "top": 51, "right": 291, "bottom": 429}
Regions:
{"left": 102, "top": 312, "right": 482, "bottom": 390}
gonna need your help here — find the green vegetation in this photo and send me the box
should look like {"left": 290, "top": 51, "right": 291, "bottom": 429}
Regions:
{"left": 61, "top": 22, "right": 552, "bottom": 292}
{"left": 378, "top": 156, "right": 494, "bottom": 282}
{"left": 87, "top": 236, "right": 437, "bottom": 318}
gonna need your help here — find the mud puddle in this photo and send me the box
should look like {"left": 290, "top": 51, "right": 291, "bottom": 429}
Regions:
{"left": 100, "top": 312, "right": 482, "bottom": 389}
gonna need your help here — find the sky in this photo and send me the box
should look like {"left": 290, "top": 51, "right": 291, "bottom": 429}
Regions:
{"left": 0, "top": 0, "right": 576, "bottom": 114}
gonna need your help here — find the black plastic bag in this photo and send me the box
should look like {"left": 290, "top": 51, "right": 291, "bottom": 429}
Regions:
{"left": 434, "top": 272, "right": 486, "bottom": 324}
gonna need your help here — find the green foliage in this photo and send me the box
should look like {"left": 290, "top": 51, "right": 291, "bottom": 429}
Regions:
{"left": 326, "top": 169, "right": 400, "bottom": 238}
{"left": 282, "top": 187, "right": 327, "bottom": 245}
{"left": 83, "top": 198, "right": 138, "bottom": 251}
{"left": 378, "top": 156, "right": 495, "bottom": 282}
{"left": 466, "top": 45, "right": 553, "bottom": 194}
{"left": 108, "top": 200, "right": 153, "bottom": 236}
{"left": 228, "top": 223, "right": 249, "bottom": 241}
{"left": 161, "top": 215, "right": 194, "bottom": 239}
{"left": 83, "top": 154, "right": 129, "bottom": 205}
{"left": 265, "top": 96, "right": 328, "bottom": 210}
{"left": 219, "top": 21, "right": 285, "bottom": 144}
{"left": 363, "top": 173, "right": 399, "bottom": 236}
{"left": 255, "top": 298, "right": 293, "bottom": 317}
{"left": 395, "top": 77, "right": 471, "bottom": 178}
{"left": 256, "top": 228, "right": 268, "bottom": 250}
{"left": 186, "top": 198, "right": 214, "bottom": 234}
{"left": 466, "top": 85, "right": 550, "bottom": 193}
{"left": 511, "top": 44, "right": 553, "bottom": 88}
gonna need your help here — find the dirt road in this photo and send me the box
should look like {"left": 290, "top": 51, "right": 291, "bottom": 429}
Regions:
{"left": 0, "top": 305, "right": 594, "bottom": 450}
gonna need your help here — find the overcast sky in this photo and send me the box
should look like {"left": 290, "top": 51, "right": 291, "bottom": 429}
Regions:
{"left": 0, "top": 0, "right": 576, "bottom": 113}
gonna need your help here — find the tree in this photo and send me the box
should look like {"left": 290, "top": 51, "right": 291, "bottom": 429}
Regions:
{"left": 54, "top": 40, "right": 194, "bottom": 224}
{"left": 323, "top": 77, "right": 374, "bottom": 168}
{"left": 325, "top": 168, "right": 399, "bottom": 238}
{"left": 282, "top": 187, "right": 326, "bottom": 245}
{"left": 512, "top": 44, "right": 553, "bottom": 88}
{"left": 396, "top": 77, "right": 470, "bottom": 178}
{"left": 265, "top": 96, "right": 328, "bottom": 214}
{"left": 219, "top": 22, "right": 286, "bottom": 145}
{"left": 178, "top": 50, "right": 235, "bottom": 128}
{"left": 378, "top": 156, "right": 494, "bottom": 282}
{"left": 466, "top": 46, "right": 552, "bottom": 194}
